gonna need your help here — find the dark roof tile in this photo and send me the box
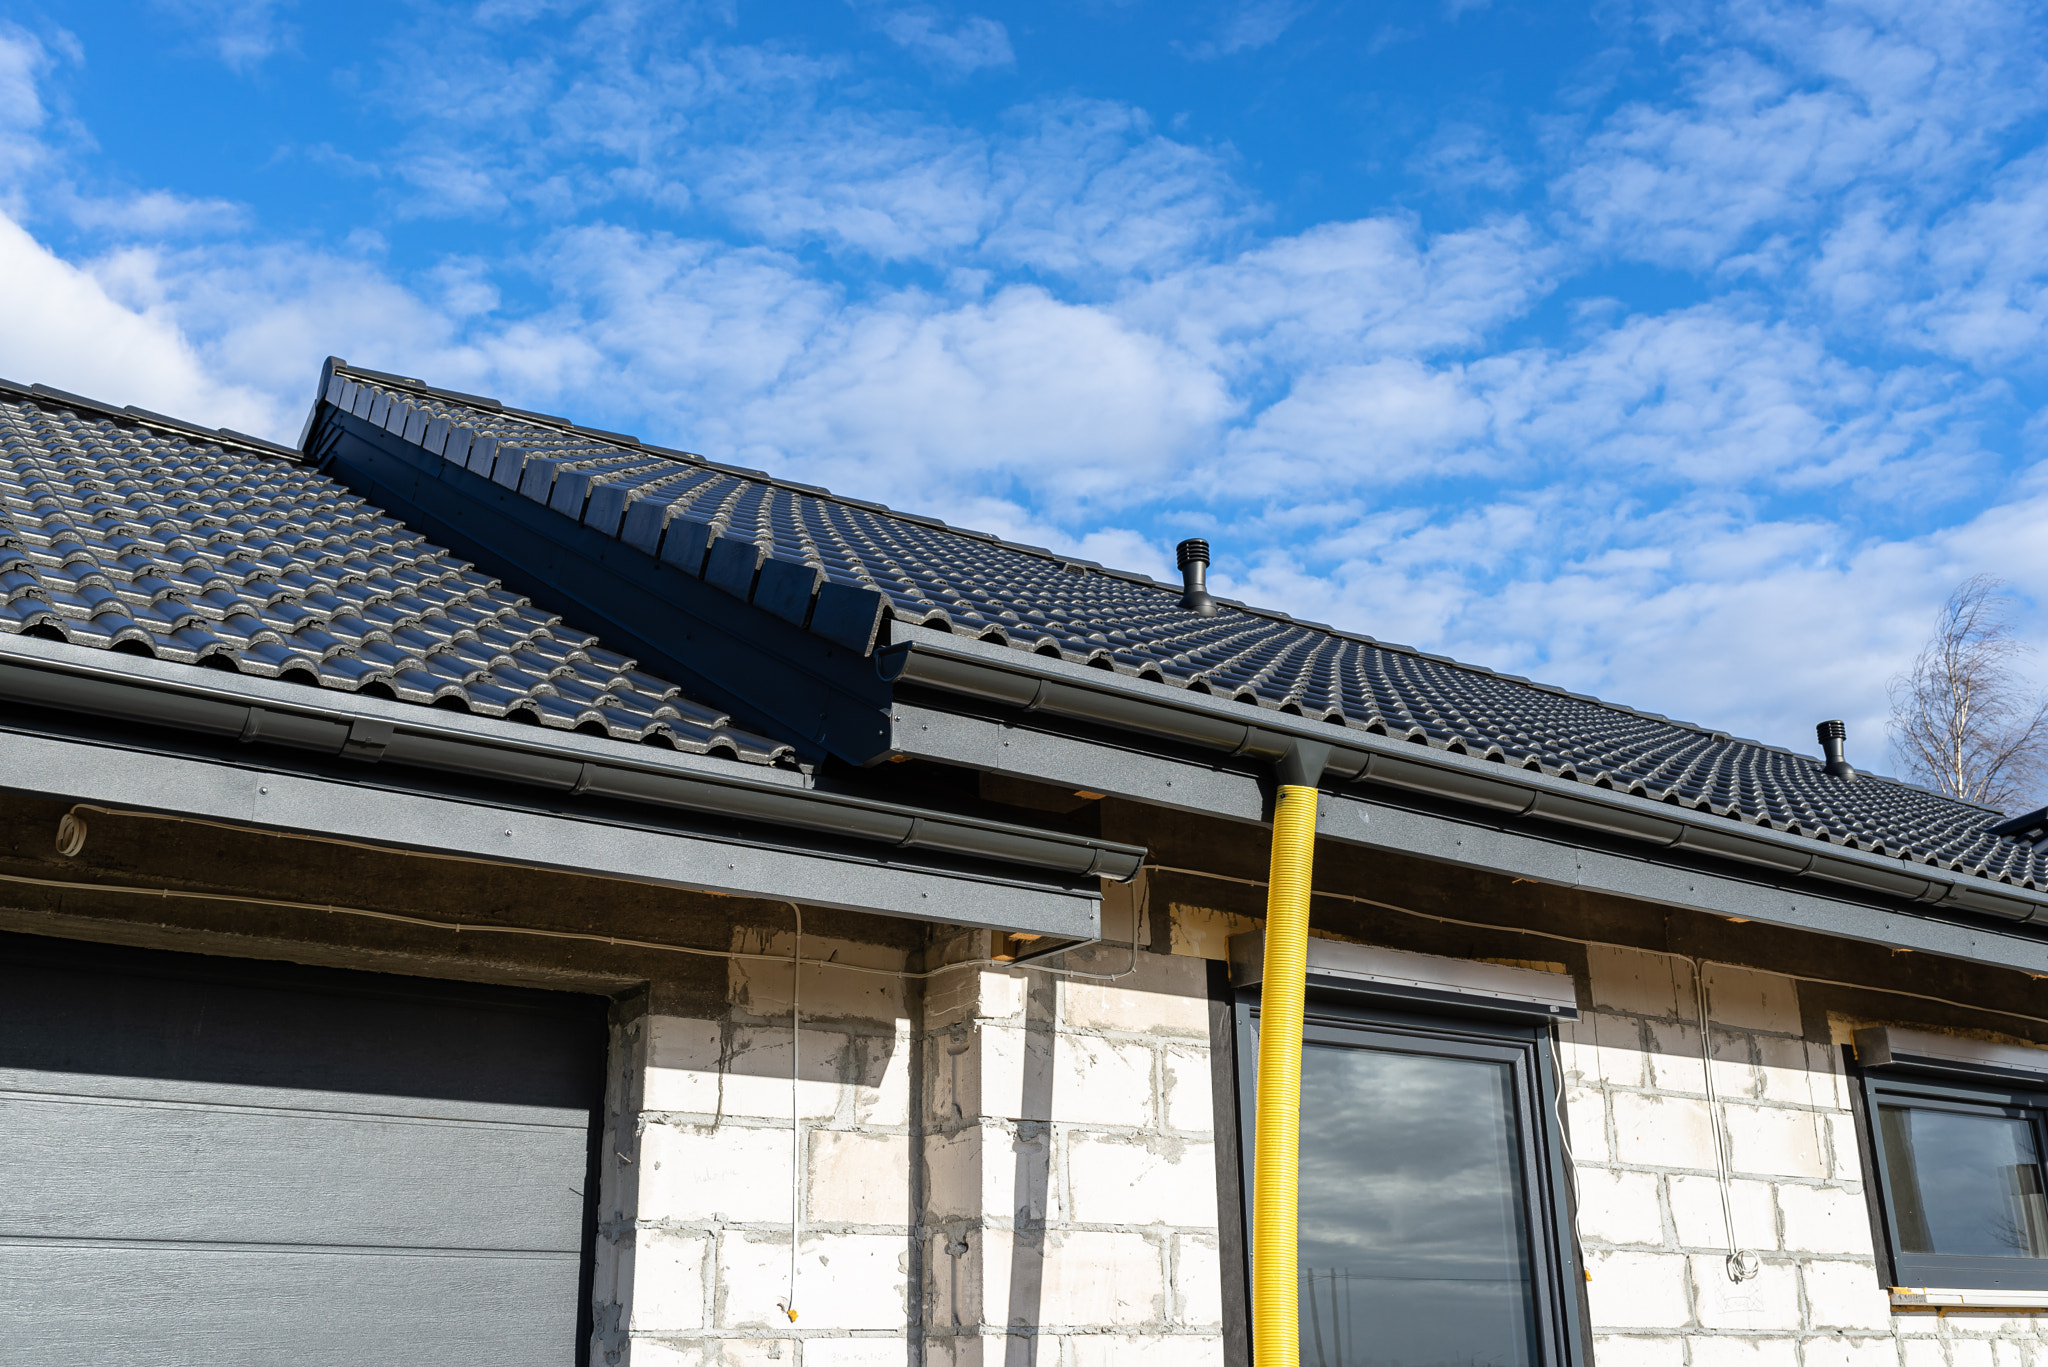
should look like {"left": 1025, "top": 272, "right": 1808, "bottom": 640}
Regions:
{"left": 334, "top": 366, "right": 2048, "bottom": 887}
{"left": 0, "top": 388, "right": 795, "bottom": 768}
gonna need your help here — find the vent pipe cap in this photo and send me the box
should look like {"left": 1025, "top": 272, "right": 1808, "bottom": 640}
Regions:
{"left": 1816, "top": 719, "right": 1857, "bottom": 780}
{"left": 1175, "top": 539, "right": 1216, "bottom": 616}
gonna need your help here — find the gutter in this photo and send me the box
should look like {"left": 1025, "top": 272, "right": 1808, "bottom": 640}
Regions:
{"left": 881, "top": 627, "right": 2045, "bottom": 925}
{"left": 0, "top": 635, "right": 1143, "bottom": 884}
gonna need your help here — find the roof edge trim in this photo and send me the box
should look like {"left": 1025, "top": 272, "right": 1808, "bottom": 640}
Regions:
{"left": 888, "top": 629, "right": 2041, "bottom": 921}
{"left": 0, "top": 634, "right": 1142, "bottom": 884}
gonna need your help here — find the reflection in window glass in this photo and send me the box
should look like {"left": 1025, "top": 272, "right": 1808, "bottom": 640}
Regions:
{"left": 1878, "top": 1105, "right": 2048, "bottom": 1259}
{"left": 1294, "top": 1042, "right": 1538, "bottom": 1367}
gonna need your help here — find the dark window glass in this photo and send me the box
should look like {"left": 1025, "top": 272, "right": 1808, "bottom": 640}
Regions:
{"left": 1295, "top": 1041, "right": 1539, "bottom": 1367}
{"left": 1877, "top": 1104, "right": 2048, "bottom": 1259}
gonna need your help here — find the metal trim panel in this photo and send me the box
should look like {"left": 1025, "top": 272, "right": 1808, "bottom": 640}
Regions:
{"left": 0, "top": 727, "right": 1101, "bottom": 939}
{"left": 887, "top": 700, "right": 2048, "bottom": 978}
{"left": 1229, "top": 932, "right": 1578, "bottom": 1020}
{"left": 1853, "top": 1025, "right": 2048, "bottom": 1083}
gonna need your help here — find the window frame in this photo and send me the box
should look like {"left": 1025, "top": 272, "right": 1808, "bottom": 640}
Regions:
{"left": 1857, "top": 1065, "right": 2048, "bottom": 1292}
{"left": 1231, "top": 986, "right": 1590, "bottom": 1367}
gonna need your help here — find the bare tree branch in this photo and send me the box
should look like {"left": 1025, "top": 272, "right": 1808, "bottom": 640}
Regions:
{"left": 1888, "top": 575, "right": 2048, "bottom": 813}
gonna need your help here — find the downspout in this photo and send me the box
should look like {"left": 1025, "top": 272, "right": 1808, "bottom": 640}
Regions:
{"left": 1252, "top": 739, "right": 1330, "bottom": 1367}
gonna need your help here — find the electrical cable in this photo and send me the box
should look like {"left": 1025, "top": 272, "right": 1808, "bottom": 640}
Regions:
{"left": 1694, "top": 962, "right": 1760, "bottom": 1282}
{"left": 784, "top": 902, "right": 802, "bottom": 1325}
{"left": 4, "top": 849, "right": 1144, "bottom": 985}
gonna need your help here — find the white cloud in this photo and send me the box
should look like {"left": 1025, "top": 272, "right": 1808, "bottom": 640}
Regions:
{"left": 873, "top": 7, "right": 1014, "bottom": 75}
{"left": 1181, "top": 1, "right": 1315, "bottom": 59}
{"left": 0, "top": 211, "right": 277, "bottom": 430}
{"left": 3, "top": 0, "right": 2047, "bottom": 785}
{"left": 151, "top": 0, "right": 298, "bottom": 71}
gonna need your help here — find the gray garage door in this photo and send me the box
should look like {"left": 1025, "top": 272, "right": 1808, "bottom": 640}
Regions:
{"left": 0, "top": 931, "right": 607, "bottom": 1366}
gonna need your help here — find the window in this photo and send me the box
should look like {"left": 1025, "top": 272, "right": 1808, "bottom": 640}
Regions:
{"left": 1860, "top": 1064, "right": 2048, "bottom": 1292}
{"left": 1233, "top": 995, "right": 1586, "bottom": 1367}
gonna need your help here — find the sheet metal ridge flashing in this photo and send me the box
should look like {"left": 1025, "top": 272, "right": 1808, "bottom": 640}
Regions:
{"left": 0, "top": 633, "right": 1143, "bottom": 883}
{"left": 0, "top": 375, "right": 303, "bottom": 464}
{"left": 887, "top": 627, "right": 2047, "bottom": 920}
{"left": 316, "top": 369, "right": 1881, "bottom": 763}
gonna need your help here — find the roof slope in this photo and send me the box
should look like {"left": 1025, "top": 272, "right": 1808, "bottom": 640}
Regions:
{"left": 0, "top": 380, "right": 793, "bottom": 766}
{"left": 321, "top": 364, "right": 2046, "bottom": 890}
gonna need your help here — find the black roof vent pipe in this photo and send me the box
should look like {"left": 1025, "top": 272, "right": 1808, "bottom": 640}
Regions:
{"left": 1817, "top": 720, "right": 1857, "bottom": 780}
{"left": 1177, "top": 539, "right": 1217, "bottom": 616}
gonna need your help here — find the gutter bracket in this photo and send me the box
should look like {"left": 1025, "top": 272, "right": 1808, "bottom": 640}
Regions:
{"left": 340, "top": 718, "right": 394, "bottom": 763}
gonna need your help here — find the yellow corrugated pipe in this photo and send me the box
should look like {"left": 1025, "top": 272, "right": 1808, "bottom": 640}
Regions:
{"left": 1252, "top": 781, "right": 1319, "bottom": 1367}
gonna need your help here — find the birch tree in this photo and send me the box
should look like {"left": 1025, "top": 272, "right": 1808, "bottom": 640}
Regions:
{"left": 1888, "top": 575, "right": 2048, "bottom": 812}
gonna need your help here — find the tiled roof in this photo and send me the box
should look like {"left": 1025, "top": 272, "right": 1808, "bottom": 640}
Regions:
{"left": 0, "top": 383, "right": 795, "bottom": 766}
{"left": 322, "top": 365, "right": 2047, "bottom": 891}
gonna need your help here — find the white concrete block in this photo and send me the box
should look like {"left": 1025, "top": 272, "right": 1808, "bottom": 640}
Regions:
{"left": 1798, "top": 1338, "right": 1905, "bottom": 1367}
{"left": 1565, "top": 1087, "right": 1610, "bottom": 1164}
{"left": 628, "top": 1230, "right": 708, "bottom": 1333}
{"left": 1667, "top": 1174, "right": 1777, "bottom": 1251}
{"left": 1584, "top": 1250, "right": 1692, "bottom": 1330}
{"left": 1951, "top": 1342, "right": 1998, "bottom": 1367}
{"left": 851, "top": 1032, "right": 912, "bottom": 1128}
{"left": 1778, "top": 1184, "right": 1877, "bottom": 1256}
{"left": 1068, "top": 1334, "right": 1227, "bottom": 1367}
{"left": 925, "top": 1121, "right": 1058, "bottom": 1226}
{"left": 1757, "top": 1034, "right": 1820, "bottom": 1107}
{"left": 619, "top": 1339, "right": 711, "bottom": 1367}
{"left": 1690, "top": 1256, "right": 1800, "bottom": 1331}
{"left": 803, "top": 1337, "right": 915, "bottom": 1367}
{"left": 1588, "top": 1336, "right": 1686, "bottom": 1367}
{"left": 1574, "top": 1168, "right": 1664, "bottom": 1246}
{"left": 1704, "top": 963, "right": 1800, "bottom": 1034}
{"left": 1174, "top": 1235, "right": 1223, "bottom": 1327}
{"left": 1801, "top": 1259, "right": 1892, "bottom": 1331}
{"left": 1593, "top": 1011, "right": 1652, "bottom": 1087}
{"left": 809, "top": 1130, "right": 912, "bottom": 1226}
{"left": 951, "top": 1229, "right": 1166, "bottom": 1328}
{"left": 1060, "top": 953, "right": 1211, "bottom": 1035}
{"left": 726, "top": 929, "right": 909, "bottom": 1026}
{"left": 1900, "top": 1339, "right": 1950, "bottom": 1367}
{"left": 1645, "top": 1020, "right": 1708, "bottom": 1095}
{"left": 1612, "top": 1091, "right": 1719, "bottom": 1169}
{"left": 922, "top": 1331, "right": 1058, "bottom": 1367}
{"left": 1065, "top": 1132, "right": 1219, "bottom": 1227}
{"left": 645, "top": 1017, "right": 845, "bottom": 1120}
{"left": 1825, "top": 1113, "right": 1868, "bottom": 1182}
{"left": 716, "top": 1231, "right": 907, "bottom": 1331}
{"left": 946, "top": 1024, "right": 1156, "bottom": 1128}
{"left": 1725, "top": 1104, "right": 1828, "bottom": 1179}
{"left": 1587, "top": 944, "right": 1688, "bottom": 1018}
{"left": 640, "top": 1122, "right": 794, "bottom": 1223}
{"left": 1685, "top": 1337, "right": 1799, "bottom": 1367}
{"left": 1808, "top": 1041, "right": 1853, "bottom": 1111}
{"left": 926, "top": 965, "right": 1029, "bottom": 1031}
{"left": 1162, "top": 1045, "right": 1214, "bottom": 1134}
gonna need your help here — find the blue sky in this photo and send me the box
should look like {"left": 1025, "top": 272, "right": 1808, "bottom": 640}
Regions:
{"left": 3, "top": 0, "right": 2046, "bottom": 772}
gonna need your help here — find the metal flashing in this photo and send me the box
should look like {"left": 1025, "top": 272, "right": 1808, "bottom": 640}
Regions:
{"left": 1853, "top": 1025, "right": 2048, "bottom": 1084}
{"left": 0, "top": 726, "right": 1102, "bottom": 937}
{"left": 1228, "top": 932, "right": 1579, "bottom": 1021}
{"left": 0, "top": 634, "right": 1143, "bottom": 885}
{"left": 884, "top": 634, "right": 2048, "bottom": 925}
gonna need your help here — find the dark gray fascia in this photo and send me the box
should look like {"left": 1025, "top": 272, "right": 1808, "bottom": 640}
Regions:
{"left": 0, "top": 635, "right": 1143, "bottom": 886}
{"left": 0, "top": 723, "right": 1099, "bottom": 936}
{"left": 884, "top": 629, "right": 2048, "bottom": 927}
{"left": 893, "top": 696, "right": 2048, "bottom": 975}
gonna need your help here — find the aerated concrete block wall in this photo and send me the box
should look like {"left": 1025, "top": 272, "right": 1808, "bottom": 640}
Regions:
{"left": 1565, "top": 944, "right": 2048, "bottom": 1367}
{"left": 590, "top": 918, "right": 1229, "bottom": 1367}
